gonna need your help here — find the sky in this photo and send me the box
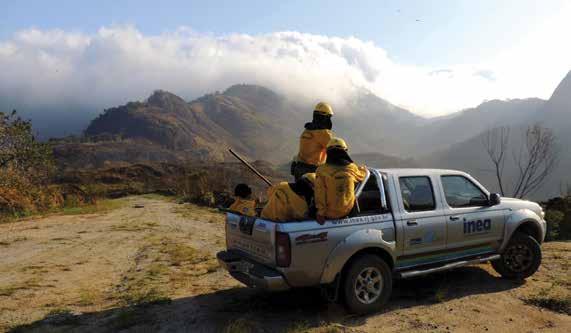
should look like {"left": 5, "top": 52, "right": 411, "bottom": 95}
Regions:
{"left": 1, "top": 0, "right": 571, "bottom": 125}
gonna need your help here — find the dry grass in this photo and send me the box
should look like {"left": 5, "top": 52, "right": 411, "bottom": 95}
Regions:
{"left": 0, "top": 236, "right": 27, "bottom": 246}
{"left": 0, "top": 277, "right": 43, "bottom": 297}
{"left": 173, "top": 203, "right": 224, "bottom": 223}
{"left": 223, "top": 318, "right": 260, "bottom": 333}
{"left": 524, "top": 282, "right": 571, "bottom": 315}
{"left": 61, "top": 198, "right": 125, "bottom": 216}
{"left": 77, "top": 287, "right": 103, "bottom": 306}
{"left": 111, "top": 234, "right": 217, "bottom": 310}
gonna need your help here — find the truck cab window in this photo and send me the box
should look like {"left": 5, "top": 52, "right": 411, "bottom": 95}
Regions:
{"left": 357, "top": 175, "right": 382, "bottom": 215}
{"left": 399, "top": 176, "right": 436, "bottom": 212}
{"left": 441, "top": 175, "right": 488, "bottom": 208}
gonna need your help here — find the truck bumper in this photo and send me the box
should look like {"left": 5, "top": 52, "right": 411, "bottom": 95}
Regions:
{"left": 217, "top": 250, "right": 290, "bottom": 291}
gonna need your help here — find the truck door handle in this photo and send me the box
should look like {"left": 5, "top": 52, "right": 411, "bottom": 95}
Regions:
{"left": 407, "top": 220, "right": 418, "bottom": 226}
{"left": 449, "top": 215, "right": 460, "bottom": 221}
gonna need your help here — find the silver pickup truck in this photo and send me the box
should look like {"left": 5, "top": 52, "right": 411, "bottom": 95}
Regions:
{"left": 217, "top": 168, "right": 546, "bottom": 314}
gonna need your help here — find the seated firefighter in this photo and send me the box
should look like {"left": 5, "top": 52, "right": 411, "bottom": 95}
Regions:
{"left": 291, "top": 102, "right": 334, "bottom": 181}
{"left": 315, "top": 137, "right": 367, "bottom": 224}
{"left": 261, "top": 173, "right": 316, "bottom": 221}
{"left": 228, "top": 183, "right": 256, "bottom": 217}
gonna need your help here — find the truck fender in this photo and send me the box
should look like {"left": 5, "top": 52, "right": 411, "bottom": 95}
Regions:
{"left": 319, "top": 228, "right": 396, "bottom": 284}
{"left": 499, "top": 209, "right": 545, "bottom": 252}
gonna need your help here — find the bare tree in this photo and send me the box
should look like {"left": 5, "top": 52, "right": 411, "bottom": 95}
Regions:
{"left": 512, "top": 124, "right": 558, "bottom": 198}
{"left": 482, "top": 123, "right": 558, "bottom": 199}
{"left": 482, "top": 126, "right": 510, "bottom": 196}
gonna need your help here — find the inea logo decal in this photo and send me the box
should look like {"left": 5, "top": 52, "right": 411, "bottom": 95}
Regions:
{"left": 464, "top": 218, "right": 491, "bottom": 234}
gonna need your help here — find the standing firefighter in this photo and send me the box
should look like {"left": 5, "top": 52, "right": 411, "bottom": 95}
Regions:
{"left": 261, "top": 173, "right": 316, "bottom": 221}
{"left": 291, "top": 102, "right": 334, "bottom": 181}
{"left": 315, "top": 138, "right": 367, "bottom": 224}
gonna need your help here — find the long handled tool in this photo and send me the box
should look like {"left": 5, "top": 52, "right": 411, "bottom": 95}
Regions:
{"left": 228, "top": 148, "right": 273, "bottom": 187}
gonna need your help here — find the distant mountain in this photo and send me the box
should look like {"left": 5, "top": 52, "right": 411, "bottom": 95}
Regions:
{"left": 412, "top": 98, "right": 545, "bottom": 155}
{"left": 80, "top": 84, "right": 427, "bottom": 164}
{"left": 62, "top": 71, "right": 571, "bottom": 199}
{"left": 83, "top": 86, "right": 304, "bottom": 163}
{"left": 334, "top": 90, "right": 428, "bottom": 156}
{"left": 541, "top": 71, "right": 571, "bottom": 129}
{"left": 421, "top": 71, "right": 571, "bottom": 200}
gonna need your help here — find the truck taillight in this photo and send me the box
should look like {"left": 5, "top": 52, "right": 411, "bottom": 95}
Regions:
{"left": 275, "top": 231, "right": 291, "bottom": 267}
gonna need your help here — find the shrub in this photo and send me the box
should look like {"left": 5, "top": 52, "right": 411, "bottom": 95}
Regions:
{"left": 0, "top": 110, "right": 60, "bottom": 219}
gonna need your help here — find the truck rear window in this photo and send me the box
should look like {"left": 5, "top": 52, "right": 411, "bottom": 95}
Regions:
{"left": 357, "top": 175, "right": 383, "bottom": 215}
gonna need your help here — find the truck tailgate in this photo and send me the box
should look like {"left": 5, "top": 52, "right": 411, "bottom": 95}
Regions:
{"left": 226, "top": 213, "right": 276, "bottom": 265}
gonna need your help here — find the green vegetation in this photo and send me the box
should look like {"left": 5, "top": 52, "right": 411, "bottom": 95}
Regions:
{"left": 543, "top": 196, "right": 571, "bottom": 241}
{"left": 0, "top": 111, "right": 62, "bottom": 221}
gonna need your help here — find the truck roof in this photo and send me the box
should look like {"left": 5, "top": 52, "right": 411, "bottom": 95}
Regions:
{"left": 375, "top": 168, "right": 467, "bottom": 176}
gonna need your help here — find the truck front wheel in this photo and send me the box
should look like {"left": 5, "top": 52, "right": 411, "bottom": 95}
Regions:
{"left": 342, "top": 255, "right": 392, "bottom": 314}
{"left": 492, "top": 232, "right": 542, "bottom": 280}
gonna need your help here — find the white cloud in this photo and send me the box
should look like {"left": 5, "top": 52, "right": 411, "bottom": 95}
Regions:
{"left": 0, "top": 20, "right": 570, "bottom": 121}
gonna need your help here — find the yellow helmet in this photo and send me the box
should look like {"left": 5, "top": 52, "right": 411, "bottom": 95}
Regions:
{"left": 327, "top": 137, "right": 348, "bottom": 150}
{"left": 301, "top": 172, "right": 316, "bottom": 186}
{"left": 314, "top": 102, "right": 333, "bottom": 116}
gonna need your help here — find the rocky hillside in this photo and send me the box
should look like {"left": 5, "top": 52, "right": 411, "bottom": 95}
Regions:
{"left": 83, "top": 86, "right": 304, "bottom": 164}
{"left": 79, "top": 84, "right": 421, "bottom": 165}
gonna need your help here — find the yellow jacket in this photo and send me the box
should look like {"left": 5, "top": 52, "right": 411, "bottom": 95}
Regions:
{"left": 229, "top": 198, "right": 257, "bottom": 217}
{"left": 297, "top": 129, "right": 333, "bottom": 166}
{"left": 315, "top": 163, "right": 367, "bottom": 219}
{"left": 261, "top": 182, "right": 308, "bottom": 221}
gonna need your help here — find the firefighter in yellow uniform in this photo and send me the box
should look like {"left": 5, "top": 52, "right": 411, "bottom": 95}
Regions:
{"left": 228, "top": 184, "right": 257, "bottom": 217}
{"left": 261, "top": 173, "right": 316, "bottom": 221}
{"left": 291, "top": 102, "right": 334, "bottom": 181}
{"left": 315, "top": 138, "right": 367, "bottom": 224}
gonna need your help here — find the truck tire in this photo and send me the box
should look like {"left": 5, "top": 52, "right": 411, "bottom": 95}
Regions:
{"left": 342, "top": 255, "right": 392, "bottom": 314}
{"left": 492, "top": 232, "right": 542, "bottom": 280}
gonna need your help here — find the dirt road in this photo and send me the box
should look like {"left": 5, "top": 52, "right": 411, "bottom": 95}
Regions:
{"left": 1, "top": 196, "right": 569, "bottom": 332}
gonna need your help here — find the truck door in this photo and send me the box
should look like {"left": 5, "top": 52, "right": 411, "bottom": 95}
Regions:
{"left": 397, "top": 176, "right": 447, "bottom": 257}
{"left": 440, "top": 175, "right": 506, "bottom": 250}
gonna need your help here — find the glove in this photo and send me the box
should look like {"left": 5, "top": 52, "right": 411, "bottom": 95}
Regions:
{"left": 316, "top": 215, "right": 326, "bottom": 225}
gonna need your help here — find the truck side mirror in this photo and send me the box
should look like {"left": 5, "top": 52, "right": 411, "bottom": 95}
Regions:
{"left": 489, "top": 193, "right": 501, "bottom": 206}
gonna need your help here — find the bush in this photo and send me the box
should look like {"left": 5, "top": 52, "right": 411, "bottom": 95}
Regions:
{"left": 545, "top": 209, "right": 564, "bottom": 241}
{"left": 0, "top": 111, "right": 61, "bottom": 219}
{"left": 543, "top": 196, "right": 571, "bottom": 241}
{"left": 560, "top": 211, "right": 571, "bottom": 240}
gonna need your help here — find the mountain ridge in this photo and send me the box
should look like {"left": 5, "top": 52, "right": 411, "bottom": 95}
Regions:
{"left": 65, "top": 71, "right": 571, "bottom": 199}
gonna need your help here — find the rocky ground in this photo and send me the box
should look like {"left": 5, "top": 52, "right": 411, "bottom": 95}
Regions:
{"left": 0, "top": 196, "right": 569, "bottom": 332}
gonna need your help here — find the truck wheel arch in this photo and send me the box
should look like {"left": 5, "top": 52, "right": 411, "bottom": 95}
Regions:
{"left": 341, "top": 247, "right": 395, "bottom": 275}
{"left": 500, "top": 210, "right": 544, "bottom": 252}
{"left": 513, "top": 221, "right": 542, "bottom": 243}
{"left": 319, "top": 228, "right": 396, "bottom": 285}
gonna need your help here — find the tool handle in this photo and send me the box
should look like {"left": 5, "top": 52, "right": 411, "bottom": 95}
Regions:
{"left": 228, "top": 149, "right": 273, "bottom": 187}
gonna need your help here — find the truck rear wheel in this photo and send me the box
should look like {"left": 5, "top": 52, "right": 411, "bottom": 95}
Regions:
{"left": 342, "top": 255, "right": 392, "bottom": 314}
{"left": 492, "top": 232, "right": 542, "bottom": 280}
